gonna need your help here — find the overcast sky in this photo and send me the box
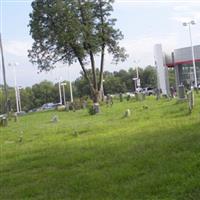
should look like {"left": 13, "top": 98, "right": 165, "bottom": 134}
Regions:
{"left": 1, "top": 0, "right": 200, "bottom": 87}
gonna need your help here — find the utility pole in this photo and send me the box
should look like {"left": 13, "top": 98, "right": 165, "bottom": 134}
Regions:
{"left": 68, "top": 66, "right": 73, "bottom": 103}
{"left": 61, "top": 82, "right": 66, "bottom": 106}
{"left": 0, "top": 33, "right": 8, "bottom": 114}
{"left": 58, "top": 77, "right": 62, "bottom": 104}
{"left": 8, "top": 62, "right": 20, "bottom": 113}
{"left": 183, "top": 20, "right": 197, "bottom": 88}
{"left": 18, "top": 86, "right": 22, "bottom": 112}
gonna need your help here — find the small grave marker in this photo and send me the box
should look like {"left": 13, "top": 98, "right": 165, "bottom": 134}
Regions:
{"left": 119, "top": 93, "right": 123, "bottom": 102}
{"left": 51, "top": 115, "right": 59, "bottom": 123}
{"left": 124, "top": 109, "right": 131, "bottom": 118}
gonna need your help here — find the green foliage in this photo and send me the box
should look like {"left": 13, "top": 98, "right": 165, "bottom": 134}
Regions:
{"left": 142, "top": 65, "right": 157, "bottom": 87}
{"left": 0, "top": 66, "right": 159, "bottom": 114}
{"left": 168, "top": 68, "right": 176, "bottom": 87}
{"left": 29, "top": 0, "right": 127, "bottom": 103}
{"left": 88, "top": 105, "right": 96, "bottom": 115}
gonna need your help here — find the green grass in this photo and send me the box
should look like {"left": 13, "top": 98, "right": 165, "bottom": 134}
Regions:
{"left": 1, "top": 95, "right": 200, "bottom": 200}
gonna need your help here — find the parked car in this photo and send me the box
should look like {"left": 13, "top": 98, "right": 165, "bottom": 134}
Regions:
{"left": 41, "top": 103, "right": 57, "bottom": 110}
{"left": 143, "top": 87, "right": 155, "bottom": 95}
{"left": 125, "top": 92, "right": 135, "bottom": 97}
{"left": 135, "top": 87, "right": 143, "bottom": 93}
{"left": 17, "top": 111, "right": 26, "bottom": 116}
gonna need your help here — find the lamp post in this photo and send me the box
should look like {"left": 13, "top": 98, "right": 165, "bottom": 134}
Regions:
{"left": 61, "top": 82, "right": 67, "bottom": 105}
{"left": 183, "top": 20, "right": 197, "bottom": 88}
{"left": 18, "top": 86, "right": 22, "bottom": 112}
{"left": 68, "top": 66, "right": 73, "bottom": 103}
{"left": 133, "top": 60, "right": 141, "bottom": 89}
{"left": 58, "top": 77, "right": 62, "bottom": 104}
{"left": 8, "top": 62, "right": 20, "bottom": 113}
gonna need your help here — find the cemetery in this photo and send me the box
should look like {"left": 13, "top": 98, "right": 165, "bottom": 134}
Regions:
{"left": 1, "top": 0, "right": 200, "bottom": 199}
{"left": 1, "top": 94, "right": 200, "bottom": 199}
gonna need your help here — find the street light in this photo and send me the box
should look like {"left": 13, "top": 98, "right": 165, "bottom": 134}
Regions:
{"left": 182, "top": 20, "right": 197, "bottom": 88}
{"left": 67, "top": 66, "right": 73, "bottom": 103}
{"left": 18, "top": 86, "right": 22, "bottom": 112}
{"left": 8, "top": 62, "right": 20, "bottom": 113}
{"left": 133, "top": 59, "right": 141, "bottom": 89}
{"left": 61, "top": 82, "right": 67, "bottom": 105}
{"left": 133, "top": 59, "right": 140, "bottom": 79}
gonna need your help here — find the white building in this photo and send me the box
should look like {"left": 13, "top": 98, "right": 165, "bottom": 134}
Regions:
{"left": 154, "top": 44, "right": 200, "bottom": 94}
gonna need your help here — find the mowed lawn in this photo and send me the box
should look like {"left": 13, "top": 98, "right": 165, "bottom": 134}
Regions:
{"left": 1, "top": 95, "right": 200, "bottom": 200}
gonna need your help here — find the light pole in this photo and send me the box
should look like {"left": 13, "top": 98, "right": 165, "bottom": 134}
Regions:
{"left": 61, "top": 82, "right": 67, "bottom": 105}
{"left": 58, "top": 77, "right": 62, "bottom": 104}
{"left": 133, "top": 59, "right": 141, "bottom": 89}
{"left": 8, "top": 62, "right": 20, "bottom": 113}
{"left": 183, "top": 20, "right": 197, "bottom": 88}
{"left": 68, "top": 66, "right": 73, "bottom": 103}
{"left": 18, "top": 86, "right": 22, "bottom": 112}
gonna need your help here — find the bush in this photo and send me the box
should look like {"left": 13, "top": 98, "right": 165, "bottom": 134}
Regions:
{"left": 88, "top": 106, "right": 96, "bottom": 115}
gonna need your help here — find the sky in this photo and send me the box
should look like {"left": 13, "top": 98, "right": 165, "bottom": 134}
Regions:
{"left": 1, "top": 0, "right": 200, "bottom": 87}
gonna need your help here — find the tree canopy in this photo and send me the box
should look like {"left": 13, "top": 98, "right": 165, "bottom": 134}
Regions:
{"left": 29, "top": 0, "right": 127, "bottom": 104}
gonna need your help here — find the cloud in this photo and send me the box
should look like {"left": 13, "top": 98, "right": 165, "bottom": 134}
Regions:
{"left": 171, "top": 5, "right": 200, "bottom": 23}
{"left": 119, "top": 33, "right": 177, "bottom": 67}
{"left": 4, "top": 40, "right": 32, "bottom": 57}
{"left": 172, "top": 5, "right": 189, "bottom": 12}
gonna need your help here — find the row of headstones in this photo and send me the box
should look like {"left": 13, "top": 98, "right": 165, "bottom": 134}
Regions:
{"left": 178, "top": 85, "right": 195, "bottom": 113}
{"left": 0, "top": 112, "right": 18, "bottom": 127}
{"left": 119, "top": 93, "right": 146, "bottom": 102}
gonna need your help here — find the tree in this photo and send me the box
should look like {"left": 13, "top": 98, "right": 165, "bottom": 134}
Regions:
{"left": 104, "top": 76, "right": 127, "bottom": 94}
{"left": 168, "top": 68, "right": 176, "bottom": 87}
{"left": 29, "top": 0, "right": 127, "bottom": 112}
{"left": 142, "top": 66, "right": 157, "bottom": 88}
{"left": 32, "top": 80, "right": 55, "bottom": 107}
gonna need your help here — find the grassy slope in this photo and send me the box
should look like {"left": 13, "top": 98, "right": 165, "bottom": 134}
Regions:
{"left": 1, "top": 96, "right": 200, "bottom": 200}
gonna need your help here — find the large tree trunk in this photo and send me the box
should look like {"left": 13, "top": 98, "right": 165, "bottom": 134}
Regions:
{"left": 98, "top": 0, "right": 105, "bottom": 102}
{"left": 92, "top": 89, "right": 100, "bottom": 114}
{"left": 98, "top": 44, "right": 105, "bottom": 102}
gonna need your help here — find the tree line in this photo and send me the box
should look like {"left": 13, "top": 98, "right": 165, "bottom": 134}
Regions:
{"left": 0, "top": 66, "right": 175, "bottom": 114}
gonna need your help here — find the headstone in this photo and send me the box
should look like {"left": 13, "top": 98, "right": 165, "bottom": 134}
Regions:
{"left": 143, "top": 105, "right": 148, "bottom": 110}
{"left": 127, "top": 95, "right": 131, "bottom": 101}
{"left": 66, "top": 102, "right": 69, "bottom": 111}
{"left": 170, "top": 87, "right": 175, "bottom": 98}
{"left": 119, "top": 93, "right": 123, "bottom": 102}
{"left": 51, "top": 115, "right": 59, "bottom": 123}
{"left": 82, "top": 100, "right": 87, "bottom": 109}
{"left": 124, "top": 109, "right": 131, "bottom": 117}
{"left": 14, "top": 113, "right": 18, "bottom": 122}
{"left": 72, "top": 130, "right": 78, "bottom": 137}
{"left": 93, "top": 103, "right": 100, "bottom": 113}
{"left": 178, "top": 85, "right": 185, "bottom": 99}
{"left": 106, "top": 95, "right": 113, "bottom": 107}
{"left": 135, "top": 93, "right": 145, "bottom": 101}
{"left": 2, "top": 116, "right": 8, "bottom": 127}
{"left": 155, "top": 88, "right": 160, "bottom": 100}
{"left": 18, "top": 136, "right": 23, "bottom": 143}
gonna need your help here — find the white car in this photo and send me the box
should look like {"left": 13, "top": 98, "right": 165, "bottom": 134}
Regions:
{"left": 143, "top": 87, "right": 155, "bottom": 95}
{"left": 136, "top": 87, "right": 143, "bottom": 93}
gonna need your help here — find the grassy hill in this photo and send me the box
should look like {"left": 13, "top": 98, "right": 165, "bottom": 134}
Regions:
{"left": 1, "top": 95, "right": 200, "bottom": 200}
